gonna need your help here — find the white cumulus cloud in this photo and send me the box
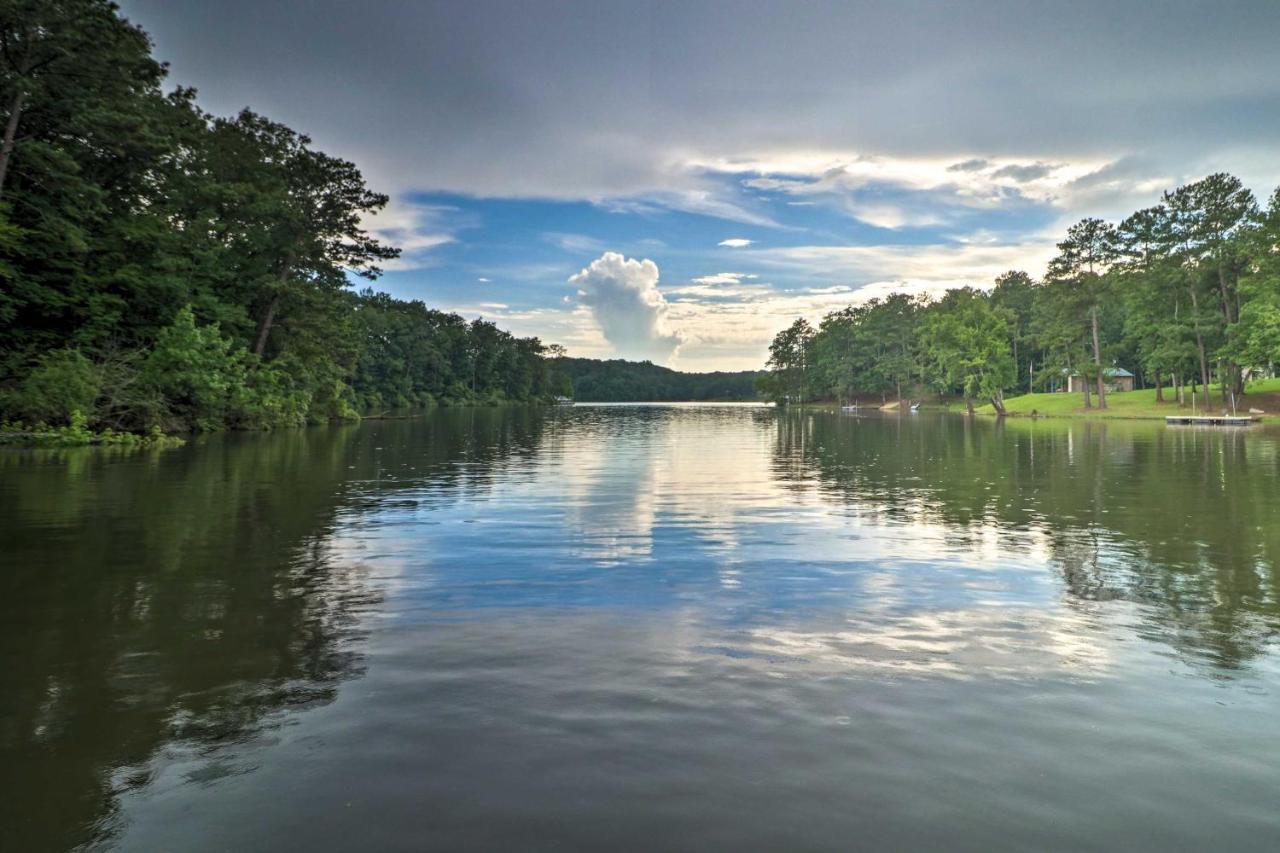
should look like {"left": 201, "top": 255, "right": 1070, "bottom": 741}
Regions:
{"left": 719, "top": 238, "right": 753, "bottom": 248}
{"left": 568, "top": 252, "right": 683, "bottom": 363}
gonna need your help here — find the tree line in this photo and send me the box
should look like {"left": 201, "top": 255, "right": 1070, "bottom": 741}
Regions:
{"left": 555, "top": 356, "right": 761, "bottom": 402}
{"left": 760, "top": 173, "right": 1280, "bottom": 414}
{"left": 0, "top": 0, "right": 558, "bottom": 434}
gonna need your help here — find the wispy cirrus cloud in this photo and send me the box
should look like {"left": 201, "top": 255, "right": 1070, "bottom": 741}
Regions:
{"left": 364, "top": 198, "right": 469, "bottom": 271}
{"left": 543, "top": 232, "right": 607, "bottom": 253}
{"left": 746, "top": 241, "right": 1059, "bottom": 291}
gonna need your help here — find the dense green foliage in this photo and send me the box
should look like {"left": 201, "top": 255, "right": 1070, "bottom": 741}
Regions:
{"left": 555, "top": 356, "right": 761, "bottom": 402}
{"left": 0, "top": 1, "right": 555, "bottom": 435}
{"left": 762, "top": 173, "right": 1280, "bottom": 412}
{"left": 0, "top": 410, "right": 182, "bottom": 446}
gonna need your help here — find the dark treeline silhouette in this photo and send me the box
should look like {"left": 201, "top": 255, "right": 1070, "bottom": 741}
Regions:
{"left": 761, "top": 175, "right": 1280, "bottom": 414}
{"left": 556, "top": 356, "right": 762, "bottom": 402}
{"left": 0, "top": 1, "right": 556, "bottom": 434}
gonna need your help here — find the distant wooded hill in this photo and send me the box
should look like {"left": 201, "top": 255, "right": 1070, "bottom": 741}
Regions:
{"left": 555, "top": 358, "right": 763, "bottom": 402}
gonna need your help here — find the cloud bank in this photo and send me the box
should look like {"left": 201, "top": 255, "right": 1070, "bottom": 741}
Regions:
{"left": 569, "top": 252, "right": 682, "bottom": 363}
{"left": 126, "top": 0, "right": 1280, "bottom": 207}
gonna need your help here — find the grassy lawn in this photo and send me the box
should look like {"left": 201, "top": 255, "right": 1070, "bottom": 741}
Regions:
{"left": 976, "top": 377, "right": 1280, "bottom": 419}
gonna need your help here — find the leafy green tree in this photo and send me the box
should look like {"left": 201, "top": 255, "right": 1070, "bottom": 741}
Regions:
{"left": 0, "top": 0, "right": 162, "bottom": 193}
{"left": 1164, "top": 174, "right": 1259, "bottom": 398}
{"left": 5, "top": 348, "right": 98, "bottom": 423}
{"left": 1230, "top": 188, "right": 1280, "bottom": 374}
{"left": 990, "top": 271, "right": 1036, "bottom": 393}
{"left": 0, "top": 0, "right": 174, "bottom": 367}
{"left": 1114, "top": 205, "right": 1196, "bottom": 402}
{"left": 203, "top": 111, "right": 399, "bottom": 357}
{"left": 1047, "top": 217, "right": 1117, "bottom": 408}
{"left": 1030, "top": 277, "right": 1092, "bottom": 403}
{"left": 867, "top": 292, "right": 922, "bottom": 401}
{"left": 765, "top": 317, "right": 815, "bottom": 404}
{"left": 917, "top": 288, "right": 1014, "bottom": 415}
{"left": 141, "top": 306, "right": 250, "bottom": 431}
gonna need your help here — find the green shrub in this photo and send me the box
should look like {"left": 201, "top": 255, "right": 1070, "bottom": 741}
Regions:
{"left": 231, "top": 362, "right": 310, "bottom": 430}
{"left": 7, "top": 349, "right": 101, "bottom": 425}
{"left": 142, "top": 307, "right": 250, "bottom": 431}
{"left": 0, "top": 410, "right": 185, "bottom": 448}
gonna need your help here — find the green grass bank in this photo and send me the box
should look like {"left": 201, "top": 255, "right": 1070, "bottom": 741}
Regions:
{"left": 976, "top": 377, "right": 1280, "bottom": 420}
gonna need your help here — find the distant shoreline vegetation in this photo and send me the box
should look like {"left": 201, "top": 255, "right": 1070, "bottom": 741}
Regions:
{"left": 555, "top": 357, "right": 762, "bottom": 403}
{"left": 759, "top": 175, "right": 1280, "bottom": 418}
{"left": 0, "top": 1, "right": 563, "bottom": 444}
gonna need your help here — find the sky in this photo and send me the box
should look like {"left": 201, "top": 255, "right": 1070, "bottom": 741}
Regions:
{"left": 120, "top": 0, "right": 1280, "bottom": 371}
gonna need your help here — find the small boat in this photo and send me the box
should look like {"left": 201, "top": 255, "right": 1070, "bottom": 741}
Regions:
{"left": 553, "top": 396, "right": 575, "bottom": 406}
{"left": 840, "top": 403, "right": 859, "bottom": 412}
{"left": 909, "top": 402, "right": 920, "bottom": 412}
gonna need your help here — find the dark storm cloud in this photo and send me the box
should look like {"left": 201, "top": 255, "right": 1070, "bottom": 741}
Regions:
{"left": 118, "top": 0, "right": 1280, "bottom": 202}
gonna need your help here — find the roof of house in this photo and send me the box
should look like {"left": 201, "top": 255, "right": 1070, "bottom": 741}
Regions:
{"left": 1061, "top": 366, "right": 1133, "bottom": 378}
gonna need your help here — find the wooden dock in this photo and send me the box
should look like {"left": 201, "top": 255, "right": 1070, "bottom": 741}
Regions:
{"left": 1165, "top": 415, "right": 1255, "bottom": 426}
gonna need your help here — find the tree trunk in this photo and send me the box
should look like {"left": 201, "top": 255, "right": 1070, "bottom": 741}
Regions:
{"left": 252, "top": 293, "right": 281, "bottom": 357}
{"left": 990, "top": 393, "right": 1006, "bottom": 416}
{"left": 1215, "top": 260, "right": 1242, "bottom": 402}
{"left": 1217, "top": 263, "right": 1234, "bottom": 324}
{"left": 1187, "top": 286, "right": 1211, "bottom": 391}
{"left": 1175, "top": 373, "right": 1184, "bottom": 406}
{"left": 965, "top": 397, "right": 975, "bottom": 416}
{"left": 1154, "top": 370, "right": 1163, "bottom": 402}
{"left": 253, "top": 256, "right": 294, "bottom": 357}
{"left": 0, "top": 88, "right": 28, "bottom": 196}
{"left": 1012, "top": 335, "right": 1020, "bottom": 392}
{"left": 1069, "top": 354, "right": 1090, "bottom": 408}
{"left": 1090, "top": 305, "right": 1106, "bottom": 409}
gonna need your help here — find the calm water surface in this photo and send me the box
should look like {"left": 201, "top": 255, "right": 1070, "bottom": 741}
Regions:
{"left": 3, "top": 405, "right": 1280, "bottom": 851}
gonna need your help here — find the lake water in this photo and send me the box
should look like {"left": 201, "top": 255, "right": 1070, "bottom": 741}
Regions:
{"left": 3, "top": 404, "right": 1280, "bottom": 851}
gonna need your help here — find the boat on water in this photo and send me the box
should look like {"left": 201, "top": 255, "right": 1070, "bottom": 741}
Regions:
{"left": 909, "top": 402, "right": 920, "bottom": 412}
{"left": 554, "top": 396, "right": 575, "bottom": 406}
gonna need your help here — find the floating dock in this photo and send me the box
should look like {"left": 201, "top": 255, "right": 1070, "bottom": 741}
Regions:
{"left": 1165, "top": 415, "right": 1255, "bottom": 426}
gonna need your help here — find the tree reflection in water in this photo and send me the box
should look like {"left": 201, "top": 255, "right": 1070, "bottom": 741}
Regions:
{"left": 773, "top": 413, "right": 1280, "bottom": 673}
{"left": 0, "top": 409, "right": 545, "bottom": 850}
